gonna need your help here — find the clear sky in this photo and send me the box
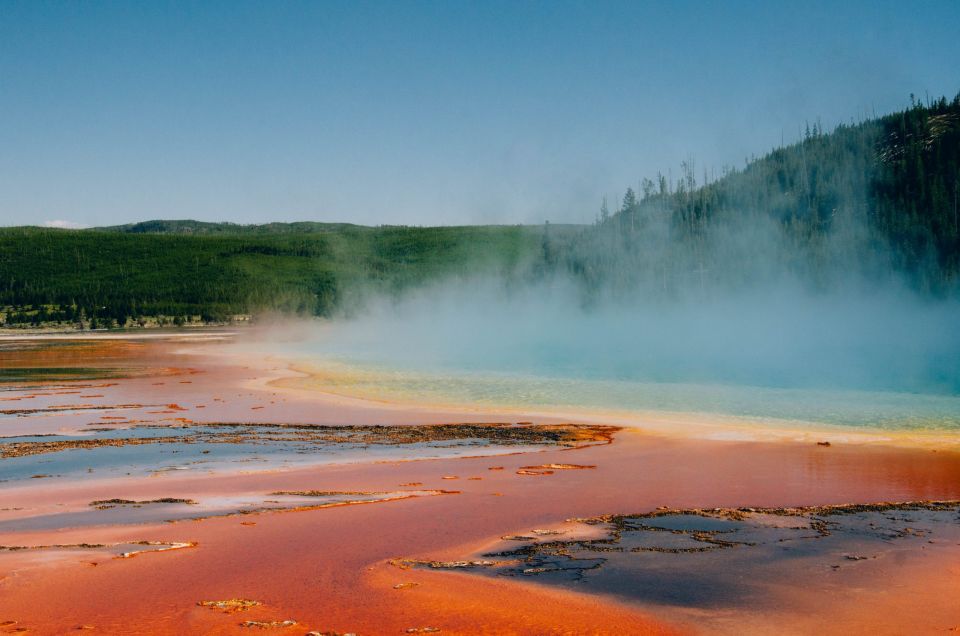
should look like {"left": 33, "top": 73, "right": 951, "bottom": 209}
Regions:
{"left": 1, "top": 0, "right": 958, "bottom": 228}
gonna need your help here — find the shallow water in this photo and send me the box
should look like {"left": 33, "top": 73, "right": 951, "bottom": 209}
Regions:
{"left": 0, "top": 424, "right": 553, "bottom": 482}
{"left": 414, "top": 504, "right": 960, "bottom": 611}
{"left": 0, "top": 490, "right": 444, "bottom": 532}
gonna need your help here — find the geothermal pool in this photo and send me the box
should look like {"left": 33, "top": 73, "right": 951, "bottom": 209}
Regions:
{"left": 247, "top": 289, "right": 960, "bottom": 437}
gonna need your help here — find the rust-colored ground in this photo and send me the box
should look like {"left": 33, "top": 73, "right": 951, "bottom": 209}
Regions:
{"left": 1, "top": 335, "right": 959, "bottom": 634}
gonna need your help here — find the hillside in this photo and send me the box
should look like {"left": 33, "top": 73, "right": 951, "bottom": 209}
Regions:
{"left": 565, "top": 94, "right": 960, "bottom": 297}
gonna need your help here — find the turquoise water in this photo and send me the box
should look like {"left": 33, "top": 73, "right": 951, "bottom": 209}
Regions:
{"left": 288, "top": 356, "right": 960, "bottom": 432}
{"left": 252, "top": 290, "right": 960, "bottom": 433}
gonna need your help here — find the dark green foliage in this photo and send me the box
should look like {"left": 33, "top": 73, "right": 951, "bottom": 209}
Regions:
{"left": 0, "top": 224, "right": 560, "bottom": 324}
{"left": 871, "top": 96, "right": 960, "bottom": 282}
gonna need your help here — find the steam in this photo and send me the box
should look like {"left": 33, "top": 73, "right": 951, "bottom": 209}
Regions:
{"left": 250, "top": 139, "right": 960, "bottom": 405}
{"left": 309, "top": 277, "right": 960, "bottom": 396}
{"left": 277, "top": 172, "right": 960, "bottom": 407}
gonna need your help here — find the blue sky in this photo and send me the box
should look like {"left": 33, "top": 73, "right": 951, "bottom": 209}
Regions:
{"left": 1, "top": 0, "right": 958, "bottom": 227}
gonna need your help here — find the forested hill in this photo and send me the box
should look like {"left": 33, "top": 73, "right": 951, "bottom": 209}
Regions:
{"left": 1, "top": 94, "right": 958, "bottom": 328}
{"left": 0, "top": 224, "right": 566, "bottom": 327}
{"left": 562, "top": 94, "right": 960, "bottom": 297}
